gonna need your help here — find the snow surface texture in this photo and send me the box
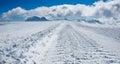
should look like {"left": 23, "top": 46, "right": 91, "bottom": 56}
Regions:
{"left": 0, "top": 21, "right": 120, "bottom": 64}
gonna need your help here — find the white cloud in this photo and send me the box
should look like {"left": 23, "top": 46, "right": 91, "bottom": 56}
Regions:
{"left": 1, "top": 0, "right": 120, "bottom": 23}
{"left": 2, "top": 7, "right": 27, "bottom": 21}
{"left": 93, "top": 0, "right": 120, "bottom": 23}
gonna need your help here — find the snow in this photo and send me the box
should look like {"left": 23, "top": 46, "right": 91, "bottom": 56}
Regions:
{"left": 0, "top": 21, "right": 120, "bottom": 64}
{"left": 72, "top": 22, "right": 120, "bottom": 56}
{"left": 0, "top": 22, "right": 60, "bottom": 38}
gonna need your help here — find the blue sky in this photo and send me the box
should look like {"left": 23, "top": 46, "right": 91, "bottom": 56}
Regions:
{"left": 0, "top": 0, "right": 107, "bottom": 14}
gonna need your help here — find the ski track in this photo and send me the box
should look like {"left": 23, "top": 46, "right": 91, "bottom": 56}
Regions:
{"left": 0, "top": 22, "right": 120, "bottom": 64}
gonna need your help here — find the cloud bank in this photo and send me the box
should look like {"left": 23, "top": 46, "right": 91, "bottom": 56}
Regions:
{"left": 1, "top": 0, "right": 120, "bottom": 23}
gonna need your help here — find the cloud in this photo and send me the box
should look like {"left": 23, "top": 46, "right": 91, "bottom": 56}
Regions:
{"left": 93, "top": 0, "right": 120, "bottom": 23}
{"left": 1, "top": 0, "right": 120, "bottom": 23}
{"left": 2, "top": 7, "right": 26, "bottom": 21}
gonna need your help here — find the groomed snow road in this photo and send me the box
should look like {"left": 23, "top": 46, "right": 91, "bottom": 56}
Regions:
{"left": 0, "top": 21, "right": 120, "bottom": 64}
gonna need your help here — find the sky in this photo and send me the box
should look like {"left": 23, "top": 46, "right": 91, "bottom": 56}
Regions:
{"left": 0, "top": 0, "right": 107, "bottom": 14}
{"left": 0, "top": 0, "right": 120, "bottom": 23}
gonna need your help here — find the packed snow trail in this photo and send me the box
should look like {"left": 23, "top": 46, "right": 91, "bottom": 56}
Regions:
{"left": 0, "top": 22, "right": 120, "bottom": 64}
{"left": 0, "top": 22, "right": 62, "bottom": 64}
{"left": 41, "top": 22, "right": 120, "bottom": 64}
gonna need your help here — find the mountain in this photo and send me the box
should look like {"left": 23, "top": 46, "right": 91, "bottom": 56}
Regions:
{"left": 76, "top": 17, "right": 102, "bottom": 24}
{"left": 25, "top": 16, "right": 48, "bottom": 21}
{"left": 86, "top": 19, "right": 102, "bottom": 24}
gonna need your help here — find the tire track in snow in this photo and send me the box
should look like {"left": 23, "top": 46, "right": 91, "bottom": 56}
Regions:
{"left": 42, "top": 22, "right": 120, "bottom": 64}
{"left": 23, "top": 22, "right": 66, "bottom": 64}
{"left": 72, "top": 22, "right": 120, "bottom": 57}
{"left": 0, "top": 23, "right": 61, "bottom": 64}
{"left": 1, "top": 22, "right": 120, "bottom": 64}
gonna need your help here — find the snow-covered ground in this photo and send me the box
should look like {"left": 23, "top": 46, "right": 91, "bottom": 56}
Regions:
{"left": 0, "top": 21, "right": 120, "bottom": 64}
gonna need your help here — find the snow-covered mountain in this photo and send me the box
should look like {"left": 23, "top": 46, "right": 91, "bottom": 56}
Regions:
{"left": 25, "top": 16, "right": 48, "bottom": 21}
{"left": 76, "top": 17, "right": 102, "bottom": 24}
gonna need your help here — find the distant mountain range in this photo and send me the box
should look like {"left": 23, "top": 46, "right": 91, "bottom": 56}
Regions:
{"left": 1, "top": 15, "right": 101, "bottom": 24}
{"left": 76, "top": 18, "right": 102, "bottom": 24}
{"left": 25, "top": 16, "right": 48, "bottom": 21}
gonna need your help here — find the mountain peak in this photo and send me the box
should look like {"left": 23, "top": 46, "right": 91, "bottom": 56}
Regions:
{"left": 25, "top": 16, "right": 48, "bottom": 21}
